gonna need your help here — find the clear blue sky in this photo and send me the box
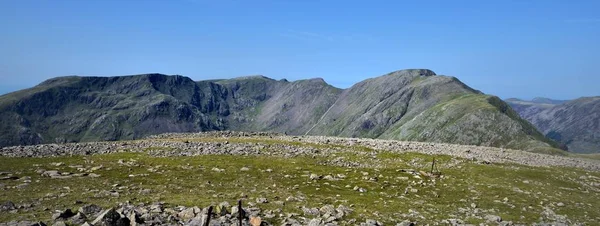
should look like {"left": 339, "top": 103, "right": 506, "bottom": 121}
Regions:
{"left": 1, "top": 0, "right": 599, "bottom": 100}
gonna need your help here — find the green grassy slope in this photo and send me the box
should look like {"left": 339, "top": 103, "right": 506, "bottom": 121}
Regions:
{"left": 305, "top": 69, "right": 562, "bottom": 153}
{"left": 383, "top": 94, "right": 562, "bottom": 154}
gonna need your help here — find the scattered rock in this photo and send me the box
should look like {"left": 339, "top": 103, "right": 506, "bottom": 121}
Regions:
{"left": 309, "top": 173, "right": 321, "bottom": 180}
{"left": 212, "top": 167, "right": 225, "bottom": 172}
{"left": 41, "top": 171, "right": 60, "bottom": 177}
{"left": 397, "top": 220, "right": 415, "bottom": 226}
{"left": 128, "top": 211, "right": 142, "bottom": 225}
{"left": 0, "top": 201, "right": 16, "bottom": 212}
{"left": 364, "top": 219, "right": 381, "bottom": 226}
{"left": 302, "top": 207, "right": 320, "bottom": 216}
{"left": 52, "top": 221, "right": 67, "bottom": 226}
{"left": 231, "top": 205, "right": 245, "bottom": 218}
{"left": 91, "top": 208, "right": 121, "bottom": 226}
{"left": 442, "top": 219, "right": 464, "bottom": 225}
{"left": 70, "top": 212, "right": 87, "bottom": 225}
{"left": 285, "top": 196, "right": 297, "bottom": 202}
{"left": 246, "top": 207, "right": 261, "bottom": 217}
{"left": 149, "top": 203, "right": 164, "bottom": 213}
{"left": 323, "top": 175, "right": 335, "bottom": 181}
{"left": 52, "top": 209, "right": 75, "bottom": 221}
{"left": 178, "top": 207, "right": 198, "bottom": 220}
{"left": 256, "top": 197, "right": 268, "bottom": 204}
{"left": 319, "top": 205, "right": 336, "bottom": 217}
{"left": 353, "top": 187, "right": 367, "bottom": 193}
{"left": 484, "top": 214, "right": 502, "bottom": 222}
{"left": 0, "top": 176, "right": 19, "bottom": 180}
{"left": 308, "top": 218, "right": 322, "bottom": 226}
{"left": 216, "top": 202, "right": 230, "bottom": 216}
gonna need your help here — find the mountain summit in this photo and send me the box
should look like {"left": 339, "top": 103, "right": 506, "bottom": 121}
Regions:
{"left": 0, "top": 69, "right": 561, "bottom": 153}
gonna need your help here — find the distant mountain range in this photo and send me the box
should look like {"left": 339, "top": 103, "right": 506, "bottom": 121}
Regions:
{"left": 0, "top": 69, "right": 562, "bottom": 153}
{"left": 506, "top": 97, "right": 600, "bottom": 153}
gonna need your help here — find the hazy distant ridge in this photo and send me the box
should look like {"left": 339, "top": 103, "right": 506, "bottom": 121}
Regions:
{"left": 506, "top": 97, "right": 600, "bottom": 153}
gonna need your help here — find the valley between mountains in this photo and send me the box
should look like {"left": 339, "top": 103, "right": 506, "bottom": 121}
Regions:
{"left": 506, "top": 97, "right": 600, "bottom": 154}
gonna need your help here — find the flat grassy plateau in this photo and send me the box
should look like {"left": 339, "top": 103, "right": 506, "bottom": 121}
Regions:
{"left": 0, "top": 133, "right": 599, "bottom": 225}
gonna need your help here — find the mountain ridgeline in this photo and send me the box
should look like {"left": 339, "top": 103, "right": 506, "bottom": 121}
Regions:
{"left": 507, "top": 97, "right": 600, "bottom": 153}
{"left": 0, "top": 69, "right": 562, "bottom": 153}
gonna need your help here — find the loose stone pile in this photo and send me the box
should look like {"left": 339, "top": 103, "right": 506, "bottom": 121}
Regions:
{"left": 0, "top": 201, "right": 362, "bottom": 226}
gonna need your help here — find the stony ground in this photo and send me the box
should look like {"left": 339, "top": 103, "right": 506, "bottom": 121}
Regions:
{"left": 0, "top": 131, "right": 599, "bottom": 225}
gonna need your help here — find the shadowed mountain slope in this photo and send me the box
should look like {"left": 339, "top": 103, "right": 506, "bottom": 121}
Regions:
{"left": 507, "top": 97, "right": 600, "bottom": 153}
{"left": 0, "top": 69, "right": 562, "bottom": 153}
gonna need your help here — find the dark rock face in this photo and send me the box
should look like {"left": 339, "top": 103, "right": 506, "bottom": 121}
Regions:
{"left": 507, "top": 97, "right": 600, "bottom": 153}
{"left": 0, "top": 69, "right": 560, "bottom": 152}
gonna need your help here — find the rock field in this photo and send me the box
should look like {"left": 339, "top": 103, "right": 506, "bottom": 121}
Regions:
{"left": 2, "top": 131, "right": 597, "bottom": 171}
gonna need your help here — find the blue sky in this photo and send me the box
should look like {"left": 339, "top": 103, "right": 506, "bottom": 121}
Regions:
{"left": 1, "top": 0, "right": 599, "bottom": 100}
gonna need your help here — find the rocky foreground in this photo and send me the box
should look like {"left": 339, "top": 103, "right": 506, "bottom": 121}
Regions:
{"left": 0, "top": 200, "right": 359, "bottom": 226}
{"left": 1, "top": 131, "right": 599, "bottom": 225}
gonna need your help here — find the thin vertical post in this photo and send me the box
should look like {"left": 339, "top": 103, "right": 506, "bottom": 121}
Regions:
{"left": 238, "top": 199, "right": 243, "bottom": 226}
{"left": 203, "top": 206, "right": 213, "bottom": 226}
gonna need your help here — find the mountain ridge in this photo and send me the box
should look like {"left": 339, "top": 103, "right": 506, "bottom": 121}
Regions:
{"left": 506, "top": 97, "right": 600, "bottom": 153}
{"left": 0, "top": 69, "right": 562, "bottom": 153}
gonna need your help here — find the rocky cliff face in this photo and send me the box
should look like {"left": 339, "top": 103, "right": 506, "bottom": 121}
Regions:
{"left": 0, "top": 74, "right": 218, "bottom": 146}
{"left": 0, "top": 69, "right": 562, "bottom": 153}
{"left": 507, "top": 97, "right": 600, "bottom": 153}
